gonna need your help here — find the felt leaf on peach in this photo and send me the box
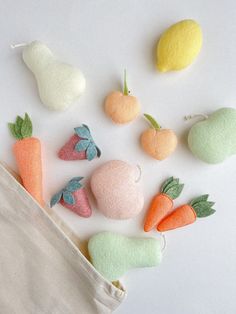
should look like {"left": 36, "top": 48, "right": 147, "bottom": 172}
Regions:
{"left": 86, "top": 143, "right": 97, "bottom": 161}
{"left": 63, "top": 191, "right": 75, "bottom": 205}
{"left": 50, "top": 191, "right": 63, "bottom": 207}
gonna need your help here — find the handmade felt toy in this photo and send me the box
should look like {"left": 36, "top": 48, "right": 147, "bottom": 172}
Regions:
{"left": 8, "top": 113, "right": 44, "bottom": 206}
{"left": 104, "top": 70, "right": 141, "bottom": 124}
{"left": 187, "top": 107, "right": 236, "bottom": 164}
{"left": 157, "top": 195, "right": 215, "bottom": 232}
{"left": 58, "top": 124, "right": 101, "bottom": 161}
{"left": 50, "top": 177, "right": 92, "bottom": 218}
{"left": 156, "top": 19, "right": 202, "bottom": 72}
{"left": 90, "top": 160, "right": 144, "bottom": 219}
{"left": 144, "top": 177, "right": 184, "bottom": 232}
{"left": 140, "top": 114, "right": 178, "bottom": 160}
{"left": 88, "top": 231, "right": 162, "bottom": 281}
{"left": 21, "top": 41, "right": 86, "bottom": 110}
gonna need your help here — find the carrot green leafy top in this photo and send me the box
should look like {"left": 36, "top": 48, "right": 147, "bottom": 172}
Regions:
{"left": 8, "top": 113, "right": 32, "bottom": 139}
{"left": 190, "top": 195, "right": 216, "bottom": 218}
{"left": 161, "top": 176, "right": 184, "bottom": 199}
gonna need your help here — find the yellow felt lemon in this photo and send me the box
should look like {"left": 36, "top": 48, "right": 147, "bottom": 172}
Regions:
{"left": 156, "top": 19, "right": 202, "bottom": 72}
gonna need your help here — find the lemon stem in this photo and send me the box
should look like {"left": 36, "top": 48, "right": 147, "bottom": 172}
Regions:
{"left": 144, "top": 114, "right": 161, "bottom": 130}
{"left": 123, "top": 69, "right": 129, "bottom": 95}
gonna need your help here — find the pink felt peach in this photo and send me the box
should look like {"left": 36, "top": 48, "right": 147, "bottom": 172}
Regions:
{"left": 90, "top": 160, "right": 144, "bottom": 219}
{"left": 104, "top": 71, "right": 141, "bottom": 124}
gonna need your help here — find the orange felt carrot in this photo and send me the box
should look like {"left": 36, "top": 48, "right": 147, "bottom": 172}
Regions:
{"left": 144, "top": 177, "right": 184, "bottom": 232}
{"left": 8, "top": 113, "right": 44, "bottom": 206}
{"left": 157, "top": 194, "right": 215, "bottom": 232}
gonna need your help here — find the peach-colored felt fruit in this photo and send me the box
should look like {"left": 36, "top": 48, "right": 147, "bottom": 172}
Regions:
{"left": 140, "top": 114, "right": 178, "bottom": 160}
{"left": 104, "top": 70, "right": 141, "bottom": 124}
{"left": 90, "top": 160, "right": 144, "bottom": 219}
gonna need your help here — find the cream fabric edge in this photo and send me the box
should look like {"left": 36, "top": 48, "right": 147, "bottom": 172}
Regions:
{"left": 0, "top": 162, "right": 126, "bottom": 311}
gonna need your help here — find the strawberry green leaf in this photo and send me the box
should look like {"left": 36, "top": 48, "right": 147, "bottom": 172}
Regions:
{"left": 63, "top": 191, "right": 75, "bottom": 205}
{"left": 96, "top": 146, "right": 102, "bottom": 158}
{"left": 75, "top": 139, "right": 90, "bottom": 152}
{"left": 21, "top": 113, "right": 33, "bottom": 138}
{"left": 83, "top": 124, "right": 90, "bottom": 132}
{"left": 66, "top": 181, "right": 82, "bottom": 192}
{"left": 86, "top": 143, "right": 97, "bottom": 161}
{"left": 69, "top": 177, "right": 84, "bottom": 183}
{"left": 50, "top": 191, "right": 63, "bottom": 207}
{"left": 74, "top": 126, "right": 91, "bottom": 140}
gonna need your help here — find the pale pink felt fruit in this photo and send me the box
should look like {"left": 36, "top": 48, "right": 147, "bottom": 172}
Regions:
{"left": 58, "top": 134, "right": 86, "bottom": 160}
{"left": 60, "top": 187, "right": 92, "bottom": 218}
{"left": 90, "top": 160, "right": 144, "bottom": 219}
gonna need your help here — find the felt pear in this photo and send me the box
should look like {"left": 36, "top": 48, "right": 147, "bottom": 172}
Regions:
{"left": 22, "top": 41, "right": 86, "bottom": 111}
{"left": 157, "top": 19, "right": 202, "bottom": 72}
{"left": 188, "top": 108, "right": 236, "bottom": 163}
{"left": 90, "top": 160, "right": 144, "bottom": 219}
{"left": 88, "top": 232, "right": 162, "bottom": 281}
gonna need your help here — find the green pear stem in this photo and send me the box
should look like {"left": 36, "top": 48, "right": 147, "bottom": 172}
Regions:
{"left": 123, "top": 69, "right": 129, "bottom": 95}
{"left": 144, "top": 114, "right": 161, "bottom": 130}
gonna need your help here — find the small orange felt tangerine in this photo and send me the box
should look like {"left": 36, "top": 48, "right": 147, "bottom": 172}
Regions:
{"left": 104, "top": 70, "right": 141, "bottom": 124}
{"left": 140, "top": 114, "right": 178, "bottom": 160}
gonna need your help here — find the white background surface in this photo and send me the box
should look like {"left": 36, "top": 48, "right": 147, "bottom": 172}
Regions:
{"left": 0, "top": 0, "right": 236, "bottom": 313}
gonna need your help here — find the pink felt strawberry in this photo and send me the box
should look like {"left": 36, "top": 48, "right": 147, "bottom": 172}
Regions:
{"left": 50, "top": 177, "right": 92, "bottom": 218}
{"left": 58, "top": 124, "right": 101, "bottom": 161}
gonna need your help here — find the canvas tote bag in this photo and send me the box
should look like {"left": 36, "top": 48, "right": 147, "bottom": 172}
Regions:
{"left": 0, "top": 162, "right": 126, "bottom": 314}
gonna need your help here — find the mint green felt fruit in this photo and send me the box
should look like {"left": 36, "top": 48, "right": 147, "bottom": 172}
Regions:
{"left": 188, "top": 107, "right": 236, "bottom": 164}
{"left": 88, "top": 232, "right": 162, "bottom": 281}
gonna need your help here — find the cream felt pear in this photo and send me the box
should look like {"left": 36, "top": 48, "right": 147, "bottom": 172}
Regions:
{"left": 22, "top": 41, "right": 86, "bottom": 111}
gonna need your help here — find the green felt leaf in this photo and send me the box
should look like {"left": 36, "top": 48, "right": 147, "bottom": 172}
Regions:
{"left": 123, "top": 69, "right": 129, "bottom": 95}
{"left": 86, "top": 142, "right": 97, "bottom": 161}
{"left": 21, "top": 113, "right": 32, "bottom": 138}
{"left": 75, "top": 139, "right": 90, "bottom": 152}
{"left": 164, "top": 178, "right": 179, "bottom": 191}
{"left": 194, "top": 206, "right": 216, "bottom": 218}
{"left": 63, "top": 191, "right": 75, "bottom": 205}
{"left": 66, "top": 181, "right": 82, "bottom": 192}
{"left": 190, "top": 194, "right": 209, "bottom": 206}
{"left": 83, "top": 124, "right": 90, "bottom": 132}
{"left": 96, "top": 146, "right": 102, "bottom": 158}
{"left": 8, "top": 123, "right": 23, "bottom": 140}
{"left": 165, "top": 184, "right": 184, "bottom": 200}
{"left": 50, "top": 191, "right": 63, "bottom": 207}
{"left": 161, "top": 177, "right": 174, "bottom": 193}
{"left": 74, "top": 126, "right": 91, "bottom": 140}
{"left": 15, "top": 116, "right": 24, "bottom": 136}
{"left": 69, "top": 177, "right": 84, "bottom": 183}
{"left": 144, "top": 114, "right": 161, "bottom": 130}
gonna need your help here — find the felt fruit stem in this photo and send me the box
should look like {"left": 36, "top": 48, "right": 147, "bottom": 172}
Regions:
{"left": 157, "top": 194, "right": 216, "bottom": 232}
{"left": 144, "top": 113, "right": 161, "bottom": 130}
{"left": 8, "top": 113, "right": 44, "bottom": 206}
{"left": 123, "top": 69, "right": 129, "bottom": 95}
{"left": 144, "top": 177, "right": 184, "bottom": 232}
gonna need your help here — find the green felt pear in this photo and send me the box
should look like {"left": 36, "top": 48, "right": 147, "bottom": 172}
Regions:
{"left": 88, "top": 232, "right": 162, "bottom": 281}
{"left": 188, "top": 107, "right": 236, "bottom": 164}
